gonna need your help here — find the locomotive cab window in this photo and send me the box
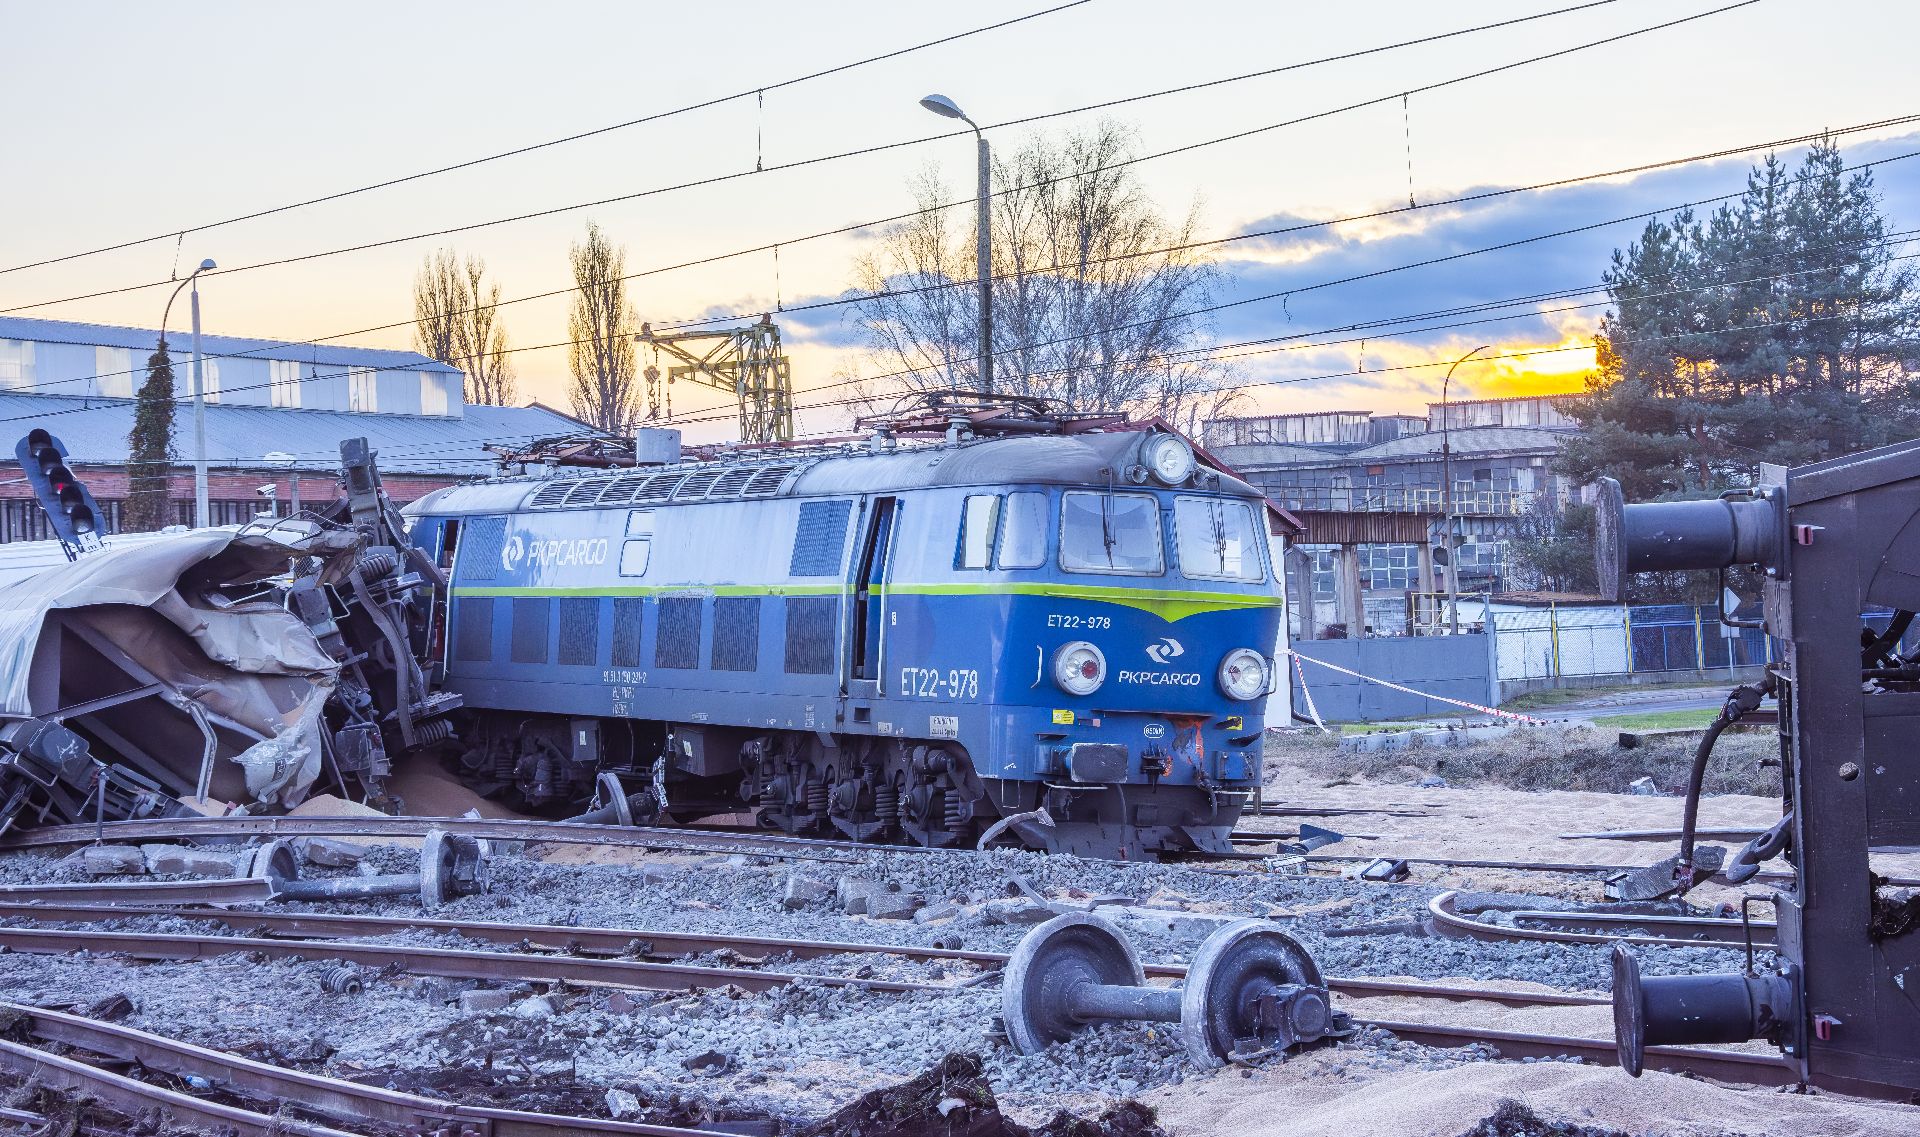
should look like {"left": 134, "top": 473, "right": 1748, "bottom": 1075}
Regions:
{"left": 1060, "top": 491, "right": 1164, "bottom": 575}
{"left": 1174, "top": 496, "right": 1264, "bottom": 582}
{"left": 997, "top": 491, "right": 1047, "bottom": 569}
{"left": 957, "top": 495, "right": 999, "bottom": 569}
{"left": 620, "top": 510, "right": 653, "bottom": 577}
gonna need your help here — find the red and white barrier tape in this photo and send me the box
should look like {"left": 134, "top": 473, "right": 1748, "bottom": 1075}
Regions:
{"left": 1289, "top": 652, "right": 1331, "bottom": 734}
{"left": 1285, "top": 649, "right": 1550, "bottom": 725}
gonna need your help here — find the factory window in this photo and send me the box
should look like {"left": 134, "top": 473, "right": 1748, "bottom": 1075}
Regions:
{"left": 270, "top": 360, "right": 302, "bottom": 408}
{"left": 420, "top": 371, "right": 450, "bottom": 416}
{"left": 1174, "top": 497, "right": 1264, "bottom": 582}
{"left": 997, "top": 492, "right": 1047, "bottom": 569}
{"left": 0, "top": 340, "right": 35, "bottom": 390}
{"left": 1060, "top": 491, "right": 1163, "bottom": 575}
{"left": 94, "top": 346, "right": 133, "bottom": 398}
{"left": 349, "top": 367, "right": 377, "bottom": 412}
{"left": 197, "top": 360, "right": 221, "bottom": 403}
{"left": 655, "top": 596, "right": 701, "bottom": 669}
{"left": 957, "top": 495, "right": 999, "bottom": 569}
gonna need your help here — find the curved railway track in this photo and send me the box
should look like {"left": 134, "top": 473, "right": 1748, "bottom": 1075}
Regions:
{"left": 1427, "top": 890, "right": 1774, "bottom": 950}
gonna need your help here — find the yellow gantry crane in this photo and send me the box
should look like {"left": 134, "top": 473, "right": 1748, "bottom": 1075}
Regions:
{"left": 636, "top": 316, "right": 794, "bottom": 443}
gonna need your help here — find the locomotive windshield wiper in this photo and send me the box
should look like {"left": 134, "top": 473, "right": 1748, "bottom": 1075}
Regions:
{"left": 1100, "top": 470, "right": 1119, "bottom": 566}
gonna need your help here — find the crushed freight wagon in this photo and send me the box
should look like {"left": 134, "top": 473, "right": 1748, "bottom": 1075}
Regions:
{"left": 0, "top": 439, "right": 457, "bottom": 832}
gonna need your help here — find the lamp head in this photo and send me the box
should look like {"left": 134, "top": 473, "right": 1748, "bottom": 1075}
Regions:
{"left": 198, "top": 259, "right": 217, "bottom": 272}
{"left": 919, "top": 93, "right": 968, "bottom": 121}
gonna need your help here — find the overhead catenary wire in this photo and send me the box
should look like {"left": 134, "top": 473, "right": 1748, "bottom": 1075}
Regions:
{"left": 130, "top": 233, "right": 1920, "bottom": 465}
{"left": 0, "top": 0, "right": 1102, "bottom": 279}
{"left": 0, "top": 0, "right": 1740, "bottom": 318}
{"left": 8, "top": 158, "right": 1914, "bottom": 451}
{"left": 658, "top": 147, "right": 1920, "bottom": 423}
{"left": 13, "top": 103, "right": 1902, "bottom": 405}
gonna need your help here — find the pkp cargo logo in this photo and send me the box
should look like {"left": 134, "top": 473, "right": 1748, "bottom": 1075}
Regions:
{"left": 1145, "top": 637, "right": 1185, "bottom": 664}
{"left": 502, "top": 534, "right": 526, "bottom": 572}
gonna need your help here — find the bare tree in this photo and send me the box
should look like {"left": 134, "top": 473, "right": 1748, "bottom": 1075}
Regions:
{"left": 850, "top": 121, "right": 1235, "bottom": 424}
{"left": 412, "top": 250, "right": 463, "bottom": 365}
{"left": 412, "top": 249, "right": 518, "bottom": 405}
{"left": 567, "top": 221, "right": 640, "bottom": 432}
{"left": 456, "top": 258, "right": 517, "bottom": 406}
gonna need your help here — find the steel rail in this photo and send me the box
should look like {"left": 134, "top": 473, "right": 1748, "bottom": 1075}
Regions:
{"left": 1, "top": 1002, "right": 726, "bottom": 1137}
{"left": 1507, "top": 906, "right": 1775, "bottom": 945}
{"left": 0, "top": 925, "right": 947, "bottom": 994}
{"left": 0, "top": 900, "right": 1604, "bottom": 1009}
{"left": 0, "top": 876, "right": 278, "bottom": 905}
{"left": 0, "top": 815, "right": 883, "bottom": 859}
{"left": 1355, "top": 1019, "right": 1796, "bottom": 1085}
{"left": 1427, "top": 890, "right": 1764, "bottom": 950}
{"left": 0, "top": 1034, "right": 362, "bottom": 1137}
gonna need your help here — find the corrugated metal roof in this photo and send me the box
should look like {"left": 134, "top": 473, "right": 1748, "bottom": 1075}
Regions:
{"left": 1348, "top": 426, "right": 1570, "bottom": 461}
{"left": 0, "top": 315, "right": 459, "bottom": 374}
{"left": 0, "top": 393, "right": 588, "bottom": 477}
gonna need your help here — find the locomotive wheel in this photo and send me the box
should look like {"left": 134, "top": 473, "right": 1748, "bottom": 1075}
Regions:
{"left": 244, "top": 839, "right": 299, "bottom": 886}
{"left": 1001, "top": 913, "right": 1143, "bottom": 1054}
{"left": 420, "top": 829, "right": 490, "bottom": 910}
{"left": 1178, "top": 919, "right": 1327, "bottom": 1068}
{"left": 596, "top": 772, "right": 635, "bottom": 827}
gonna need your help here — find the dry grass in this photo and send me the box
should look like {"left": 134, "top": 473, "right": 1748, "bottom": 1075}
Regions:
{"left": 1267, "top": 723, "right": 1779, "bottom": 797}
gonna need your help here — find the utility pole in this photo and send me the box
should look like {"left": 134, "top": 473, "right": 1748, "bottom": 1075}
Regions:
{"left": 161, "top": 258, "right": 215, "bottom": 528}
{"left": 1440, "top": 345, "right": 1490, "bottom": 634}
{"left": 919, "top": 93, "right": 992, "bottom": 390}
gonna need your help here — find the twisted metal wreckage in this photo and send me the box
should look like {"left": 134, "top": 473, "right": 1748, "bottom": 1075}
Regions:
{"left": 0, "top": 439, "right": 456, "bottom": 830}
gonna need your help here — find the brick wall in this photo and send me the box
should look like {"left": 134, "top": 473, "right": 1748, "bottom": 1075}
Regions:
{"left": 0, "top": 463, "right": 466, "bottom": 542}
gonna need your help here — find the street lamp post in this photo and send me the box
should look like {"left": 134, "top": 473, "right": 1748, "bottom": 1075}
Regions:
{"left": 919, "top": 93, "right": 991, "bottom": 391}
{"left": 161, "top": 258, "right": 217, "bottom": 528}
{"left": 1439, "top": 344, "right": 1491, "bottom": 634}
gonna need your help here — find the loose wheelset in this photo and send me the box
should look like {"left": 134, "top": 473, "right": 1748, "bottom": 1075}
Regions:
{"left": 1002, "top": 912, "right": 1338, "bottom": 1068}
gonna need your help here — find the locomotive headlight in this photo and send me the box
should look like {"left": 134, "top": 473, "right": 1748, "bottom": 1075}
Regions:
{"left": 1142, "top": 434, "right": 1196, "bottom": 485}
{"left": 1218, "top": 648, "right": 1269, "bottom": 701}
{"left": 1053, "top": 641, "right": 1107, "bottom": 697}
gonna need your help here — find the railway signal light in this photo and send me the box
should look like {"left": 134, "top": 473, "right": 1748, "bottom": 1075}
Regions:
{"left": 14, "top": 429, "right": 106, "bottom": 559}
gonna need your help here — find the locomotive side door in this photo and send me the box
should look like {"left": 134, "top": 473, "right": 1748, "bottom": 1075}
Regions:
{"left": 847, "top": 495, "right": 899, "bottom": 696}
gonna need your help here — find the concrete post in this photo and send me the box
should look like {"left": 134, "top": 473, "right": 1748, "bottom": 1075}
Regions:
{"left": 1334, "top": 545, "right": 1365, "bottom": 639}
{"left": 1416, "top": 542, "right": 1437, "bottom": 632}
{"left": 1285, "top": 547, "right": 1317, "bottom": 641}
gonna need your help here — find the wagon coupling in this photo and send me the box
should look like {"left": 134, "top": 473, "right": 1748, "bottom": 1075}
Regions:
{"left": 1001, "top": 912, "right": 1341, "bottom": 1067}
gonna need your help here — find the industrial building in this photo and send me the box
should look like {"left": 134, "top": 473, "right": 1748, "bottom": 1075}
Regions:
{"left": 1203, "top": 395, "right": 1585, "bottom": 634}
{"left": 0, "top": 315, "right": 589, "bottom": 541}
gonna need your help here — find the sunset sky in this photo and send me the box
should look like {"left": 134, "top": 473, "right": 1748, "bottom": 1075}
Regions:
{"left": 3, "top": 0, "right": 1916, "bottom": 442}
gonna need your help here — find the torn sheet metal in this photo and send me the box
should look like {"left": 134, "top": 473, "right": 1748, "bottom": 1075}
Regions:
{"left": 0, "top": 521, "right": 361, "bottom": 807}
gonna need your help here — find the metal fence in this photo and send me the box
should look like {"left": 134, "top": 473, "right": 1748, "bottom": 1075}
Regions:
{"left": 1483, "top": 602, "right": 1913, "bottom": 683}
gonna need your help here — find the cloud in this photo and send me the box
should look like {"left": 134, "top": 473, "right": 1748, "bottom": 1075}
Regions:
{"left": 1201, "top": 131, "right": 1920, "bottom": 412}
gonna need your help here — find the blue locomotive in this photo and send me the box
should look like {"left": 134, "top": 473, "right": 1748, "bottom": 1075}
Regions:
{"left": 403, "top": 404, "right": 1283, "bottom": 858}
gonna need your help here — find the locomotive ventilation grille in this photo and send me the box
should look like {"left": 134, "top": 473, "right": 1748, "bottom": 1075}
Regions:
{"left": 525, "top": 462, "right": 802, "bottom": 509}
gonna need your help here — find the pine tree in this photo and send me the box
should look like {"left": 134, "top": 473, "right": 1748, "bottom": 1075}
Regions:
{"left": 1559, "top": 138, "right": 1919, "bottom": 499}
{"left": 124, "top": 341, "right": 177, "bottom": 532}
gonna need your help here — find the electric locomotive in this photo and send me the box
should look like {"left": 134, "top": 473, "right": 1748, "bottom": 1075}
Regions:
{"left": 403, "top": 397, "right": 1284, "bottom": 858}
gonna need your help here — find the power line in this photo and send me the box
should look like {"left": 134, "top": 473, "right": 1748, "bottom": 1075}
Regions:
{"left": 6, "top": 17, "right": 1844, "bottom": 410}
{"left": 0, "top": 0, "right": 1100, "bottom": 279}
{"left": 22, "top": 108, "right": 1901, "bottom": 403}
{"left": 657, "top": 146, "right": 1920, "bottom": 426}
{"left": 1, "top": 0, "right": 1727, "bottom": 318}
{"left": 64, "top": 234, "right": 1920, "bottom": 467}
